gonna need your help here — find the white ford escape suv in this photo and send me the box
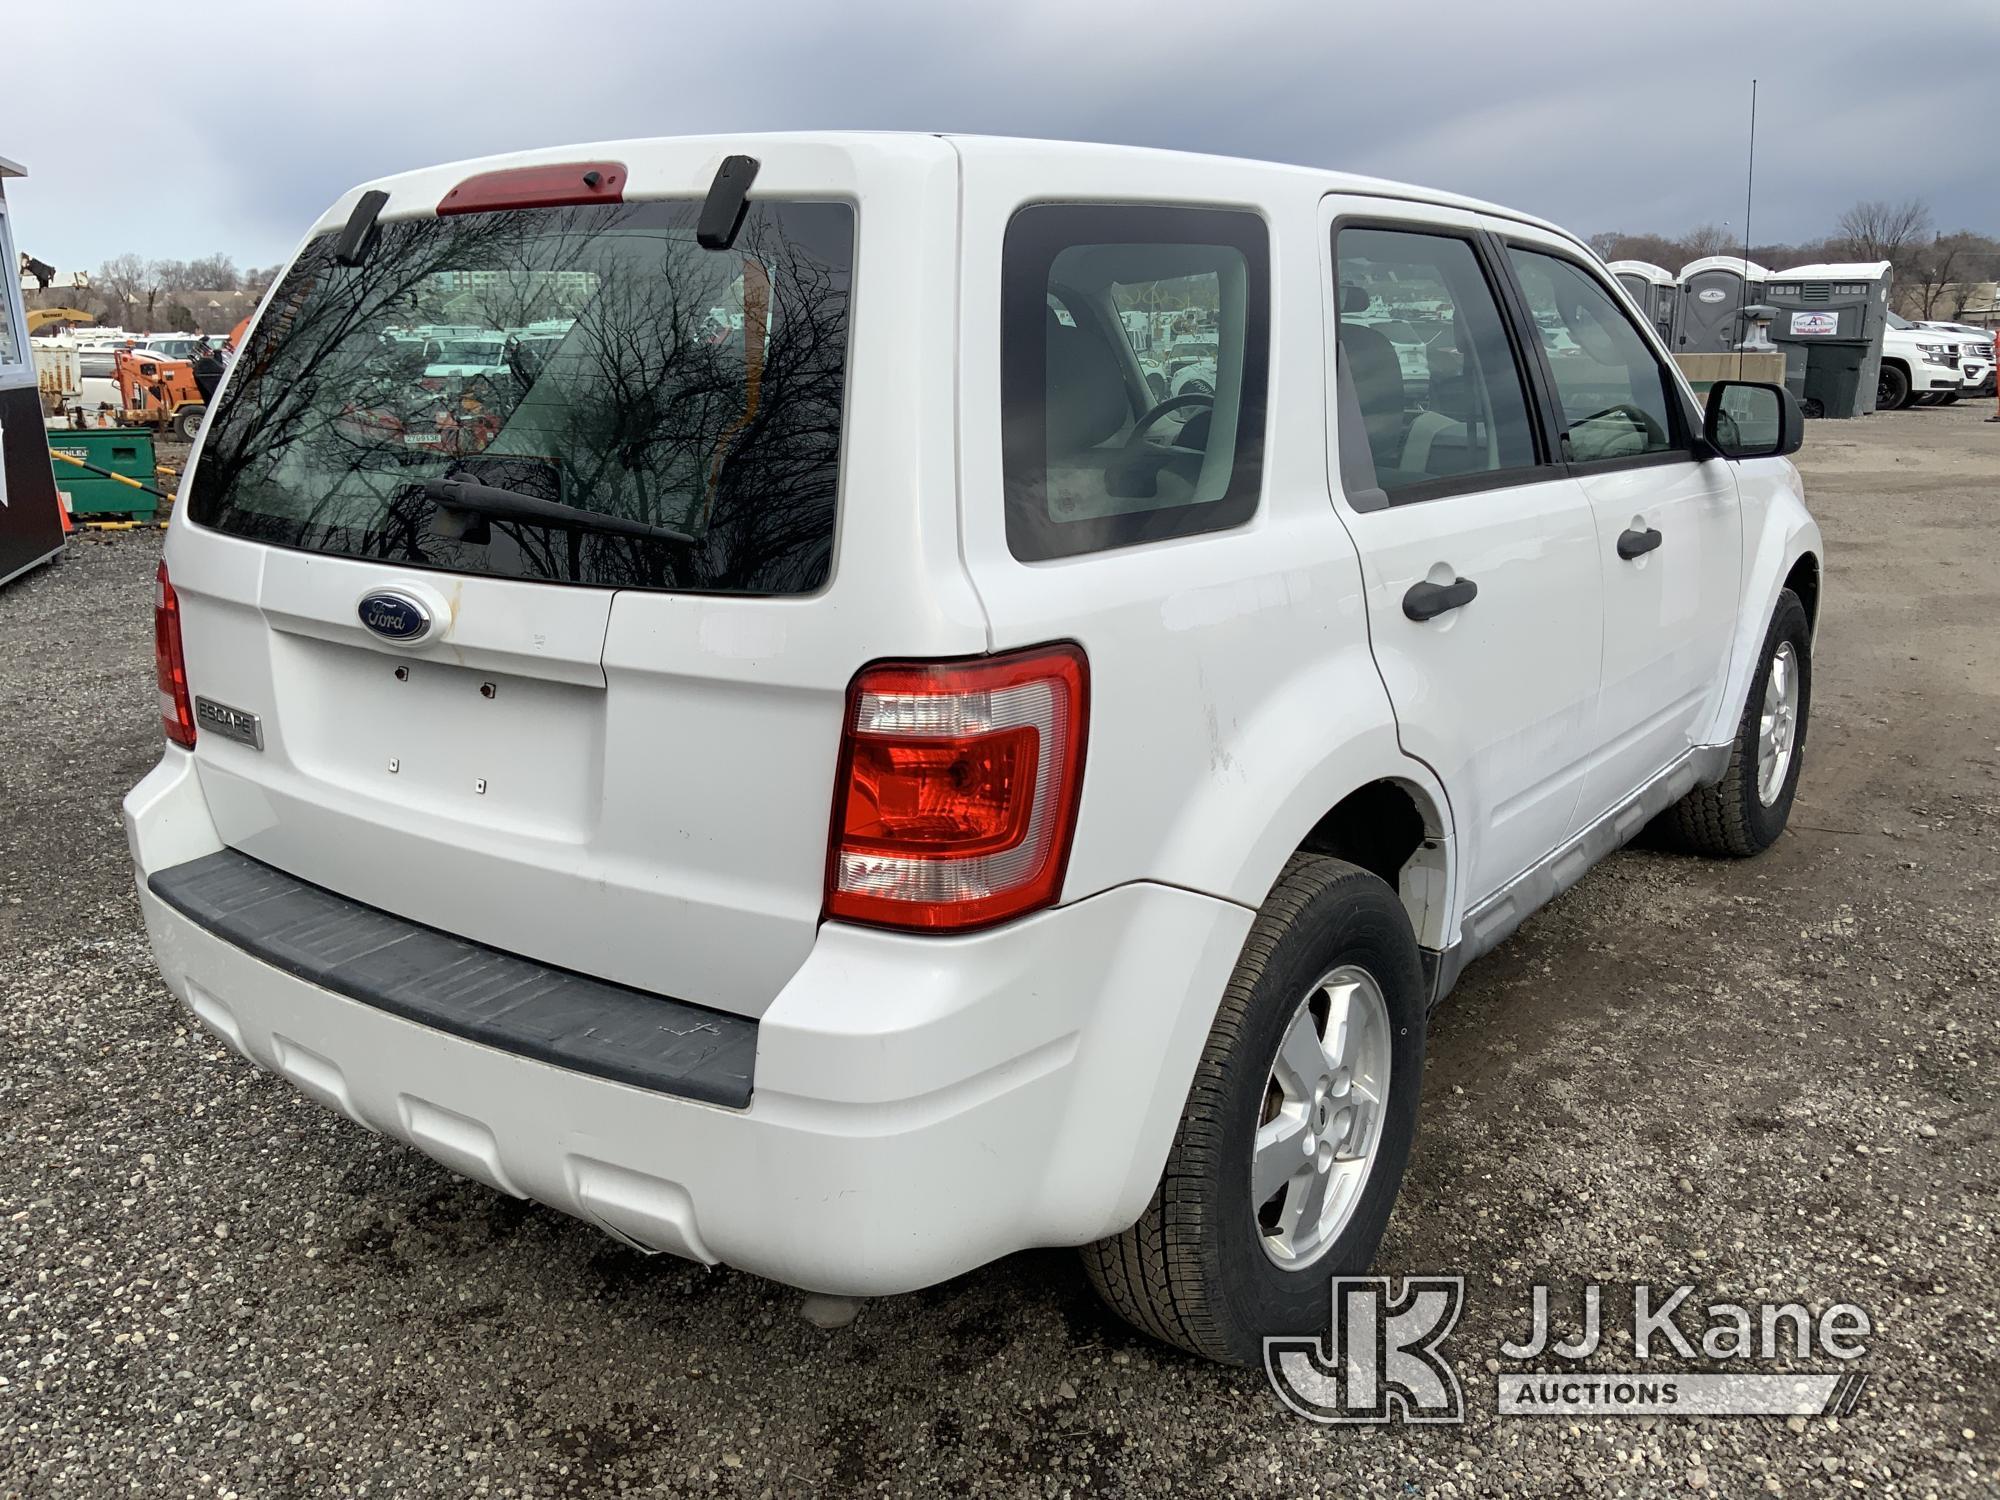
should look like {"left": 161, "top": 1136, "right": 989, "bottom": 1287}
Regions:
{"left": 126, "top": 134, "right": 1821, "bottom": 1366}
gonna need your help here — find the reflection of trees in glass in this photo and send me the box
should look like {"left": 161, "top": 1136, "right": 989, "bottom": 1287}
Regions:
{"left": 190, "top": 201, "right": 852, "bottom": 596}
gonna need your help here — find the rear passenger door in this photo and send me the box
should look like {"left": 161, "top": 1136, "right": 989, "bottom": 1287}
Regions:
{"left": 1320, "top": 197, "right": 1604, "bottom": 909}
{"left": 1491, "top": 228, "right": 1743, "bottom": 831}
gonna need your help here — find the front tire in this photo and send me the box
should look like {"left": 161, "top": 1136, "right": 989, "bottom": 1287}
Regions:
{"left": 1661, "top": 588, "right": 1811, "bottom": 857}
{"left": 1877, "top": 364, "right": 1911, "bottom": 411}
{"left": 1080, "top": 856, "right": 1426, "bottom": 1366}
{"left": 174, "top": 406, "right": 205, "bottom": 442}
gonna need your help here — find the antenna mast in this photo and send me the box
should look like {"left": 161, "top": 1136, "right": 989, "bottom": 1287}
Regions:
{"left": 1739, "top": 79, "right": 1758, "bottom": 378}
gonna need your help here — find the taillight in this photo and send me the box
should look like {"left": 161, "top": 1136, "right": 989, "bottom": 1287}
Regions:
{"left": 155, "top": 562, "right": 196, "bottom": 748}
{"left": 826, "top": 644, "right": 1089, "bottom": 932}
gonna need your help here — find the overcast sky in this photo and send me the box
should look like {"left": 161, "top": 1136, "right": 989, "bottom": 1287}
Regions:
{"left": 9, "top": 0, "right": 1997, "bottom": 278}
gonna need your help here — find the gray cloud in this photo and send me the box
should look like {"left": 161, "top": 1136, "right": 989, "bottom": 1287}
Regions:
{"left": 9, "top": 0, "right": 1995, "bottom": 277}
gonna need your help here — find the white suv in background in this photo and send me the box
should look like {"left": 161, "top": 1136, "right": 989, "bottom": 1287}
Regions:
{"left": 1879, "top": 312, "right": 1966, "bottom": 408}
{"left": 1913, "top": 320, "right": 1995, "bottom": 397}
{"left": 126, "top": 135, "right": 1821, "bottom": 1365}
{"left": 130, "top": 334, "right": 207, "bottom": 363}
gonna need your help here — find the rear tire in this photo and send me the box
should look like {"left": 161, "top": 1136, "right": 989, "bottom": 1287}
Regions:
{"left": 174, "top": 406, "right": 205, "bottom": 442}
{"left": 1877, "top": 365, "right": 1911, "bottom": 411}
{"left": 1660, "top": 589, "right": 1810, "bottom": 858}
{"left": 1080, "top": 855, "right": 1426, "bottom": 1366}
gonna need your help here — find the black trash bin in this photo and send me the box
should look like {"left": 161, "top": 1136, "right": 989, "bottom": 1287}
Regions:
{"left": 1763, "top": 262, "right": 1892, "bottom": 418}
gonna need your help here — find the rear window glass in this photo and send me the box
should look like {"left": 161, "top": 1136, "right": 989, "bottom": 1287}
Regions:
{"left": 1001, "top": 204, "right": 1269, "bottom": 561}
{"left": 190, "top": 199, "right": 853, "bottom": 595}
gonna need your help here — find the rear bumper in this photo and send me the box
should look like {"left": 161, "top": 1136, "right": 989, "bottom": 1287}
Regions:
{"left": 147, "top": 848, "right": 760, "bottom": 1106}
{"left": 125, "top": 752, "right": 1255, "bottom": 1295}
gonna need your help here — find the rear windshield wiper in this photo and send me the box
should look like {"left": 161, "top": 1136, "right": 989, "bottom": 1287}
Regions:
{"left": 421, "top": 475, "right": 695, "bottom": 546}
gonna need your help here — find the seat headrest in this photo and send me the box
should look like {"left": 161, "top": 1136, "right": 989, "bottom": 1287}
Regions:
{"left": 1339, "top": 320, "right": 1410, "bottom": 476}
{"left": 1338, "top": 321, "right": 1403, "bottom": 421}
{"left": 1045, "top": 307, "right": 1131, "bottom": 456}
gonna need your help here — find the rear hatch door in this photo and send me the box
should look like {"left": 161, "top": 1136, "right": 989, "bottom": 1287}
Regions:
{"left": 171, "top": 136, "right": 977, "bottom": 1016}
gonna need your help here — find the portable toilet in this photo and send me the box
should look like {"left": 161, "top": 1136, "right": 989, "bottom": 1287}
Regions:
{"left": 1609, "top": 260, "right": 1678, "bottom": 344}
{"left": 1763, "top": 262, "right": 1892, "bottom": 419}
{"left": 0, "top": 155, "right": 68, "bottom": 588}
{"left": 1676, "top": 256, "right": 1771, "bottom": 354}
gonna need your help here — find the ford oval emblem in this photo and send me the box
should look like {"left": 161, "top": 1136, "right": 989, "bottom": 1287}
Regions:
{"left": 358, "top": 590, "right": 431, "bottom": 642}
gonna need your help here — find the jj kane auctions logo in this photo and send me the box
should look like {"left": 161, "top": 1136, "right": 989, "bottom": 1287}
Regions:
{"left": 1267, "top": 1279, "right": 1872, "bottom": 1424}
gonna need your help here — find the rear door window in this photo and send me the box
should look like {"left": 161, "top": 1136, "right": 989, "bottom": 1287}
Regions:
{"left": 1001, "top": 204, "right": 1269, "bottom": 560}
{"left": 190, "top": 199, "right": 854, "bottom": 596}
{"left": 1333, "top": 225, "right": 1542, "bottom": 502}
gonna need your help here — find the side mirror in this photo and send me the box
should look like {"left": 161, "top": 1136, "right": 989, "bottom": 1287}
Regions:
{"left": 1704, "top": 380, "right": 1802, "bottom": 460}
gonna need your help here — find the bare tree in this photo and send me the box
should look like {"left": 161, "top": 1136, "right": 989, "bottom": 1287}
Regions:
{"left": 90, "top": 254, "right": 248, "bottom": 328}
{"left": 1589, "top": 230, "right": 1685, "bottom": 268}
{"left": 184, "top": 253, "right": 240, "bottom": 292}
{"left": 1677, "top": 224, "right": 1737, "bottom": 261}
{"left": 1751, "top": 238, "right": 1831, "bottom": 271}
{"left": 94, "top": 254, "right": 166, "bottom": 327}
{"left": 1833, "top": 199, "right": 1933, "bottom": 269}
{"left": 1904, "top": 233, "right": 1970, "bottom": 319}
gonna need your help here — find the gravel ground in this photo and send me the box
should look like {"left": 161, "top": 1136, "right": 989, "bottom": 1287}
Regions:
{"left": 3, "top": 404, "right": 1996, "bottom": 1497}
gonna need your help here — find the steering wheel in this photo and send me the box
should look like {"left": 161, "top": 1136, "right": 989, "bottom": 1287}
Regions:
{"left": 1570, "top": 402, "right": 1667, "bottom": 447}
{"left": 1105, "top": 392, "right": 1214, "bottom": 499}
{"left": 1124, "top": 391, "right": 1214, "bottom": 447}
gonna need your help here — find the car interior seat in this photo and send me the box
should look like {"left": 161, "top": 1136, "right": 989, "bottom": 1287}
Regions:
{"left": 1337, "top": 320, "right": 1409, "bottom": 481}
{"left": 1043, "top": 307, "right": 1201, "bottom": 517}
{"left": 1341, "top": 317, "right": 1482, "bottom": 483}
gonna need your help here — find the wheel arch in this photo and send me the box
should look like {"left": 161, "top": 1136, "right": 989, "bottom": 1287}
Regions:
{"left": 1783, "top": 550, "right": 1821, "bottom": 636}
{"left": 1706, "top": 491, "right": 1823, "bottom": 751}
{"left": 1077, "top": 679, "right": 1459, "bottom": 1244}
{"left": 1289, "top": 775, "right": 1453, "bottom": 951}
{"left": 1211, "top": 721, "right": 1457, "bottom": 955}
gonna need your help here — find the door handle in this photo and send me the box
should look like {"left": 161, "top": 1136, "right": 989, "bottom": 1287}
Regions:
{"left": 1402, "top": 576, "right": 1479, "bottom": 622}
{"left": 1617, "top": 526, "right": 1663, "bottom": 560}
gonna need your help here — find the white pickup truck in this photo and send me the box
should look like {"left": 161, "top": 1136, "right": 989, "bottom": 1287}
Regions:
{"left": 125, "top": 134, "right": 1822, "bottom": 1365}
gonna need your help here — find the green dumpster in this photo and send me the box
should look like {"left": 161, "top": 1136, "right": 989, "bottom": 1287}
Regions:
{"left": 46, "top": 428, "right": 160, "bottom": 522}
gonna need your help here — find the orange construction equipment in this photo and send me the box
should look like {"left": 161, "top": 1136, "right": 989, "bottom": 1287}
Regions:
{"left": 114, "top": 349, "right": 208, "bottom": 441}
